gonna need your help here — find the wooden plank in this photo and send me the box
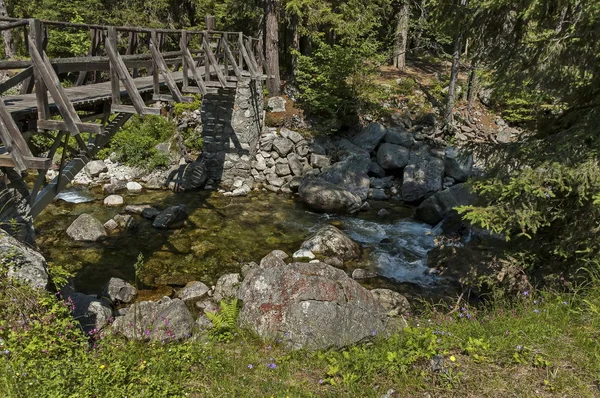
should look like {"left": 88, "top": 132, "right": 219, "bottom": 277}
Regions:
{"left": 111, "top": 104, "right": 161, "bottom": 115}
{"left": 0, "top": 100, "right": 34, "bottom": 158}
{"left": 150, "top": 31, "right": 185, "bottom": 102}
{"left": 29, "top": 19, "right": 49, "bottom": 121}
{"left": 0, "top": 118, "right": 27, "bottom": 171}
{"left": 180, "top": 40, "right": 208, "bottom": 95}
{"left": 0, "top": 67, "right": 33, "bottom": 95}
{"left": 244, "top": 37, "right": 260, "bottom": 76}
{"left": 203, "top": 34, "right": 227, "bottom": 87}
{"left": 181, "top": 31, "right": 189, "bottom": 88}
{"left": 106, "top": 27, "right": 150, "bottom": 115}
{"left": 27, "top": 36, "right": 82, "bottom": 136}
{"left": 108, "top": 27, "right": 121, "bottom": 106}
{"left": 221, "top": 36, "right": 242, "bottom": 80}
{"left": 36, "top": 119, "right": 104, "bottom": 134}
{"left": 238, "top": 34, "right": 258, "bottom": 77}
{"left": 0, "top": 20, "right": 29, "bottom": 31}
{"left": 0, "top": 154, "right": 51, "bottom": 169}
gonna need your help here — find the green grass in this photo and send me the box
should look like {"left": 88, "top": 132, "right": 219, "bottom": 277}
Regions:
{"left": 1, "top": 277, "right": 600, "bottom": 397}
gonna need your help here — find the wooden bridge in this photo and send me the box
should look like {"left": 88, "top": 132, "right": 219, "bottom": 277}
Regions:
{"left": 0, "top": 16, "right": 264, "bottom": 218}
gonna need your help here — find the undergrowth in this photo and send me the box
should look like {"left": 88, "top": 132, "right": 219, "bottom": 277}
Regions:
{"left": 1, "top": 276, "right": 600, "bottom": 397}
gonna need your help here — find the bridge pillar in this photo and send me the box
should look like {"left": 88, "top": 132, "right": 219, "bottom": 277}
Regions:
{"left": 200, "top": 78, "right": 264, "bottom": 188}
{"left": 0, "top": 169, "right": 36, "bottom": 245}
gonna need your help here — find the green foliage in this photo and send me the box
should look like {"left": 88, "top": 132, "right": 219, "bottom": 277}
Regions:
{"left": 296, "top": 40, "right": 386, "bottom": 122}
{"left": 205, "top": 298, "right": 240, "bottom": 342}
{"left": 97, "top": 115, "right": 174, "bottom": 169}
{"left": 173, "top": 95, "right": 202, "bottom": 118}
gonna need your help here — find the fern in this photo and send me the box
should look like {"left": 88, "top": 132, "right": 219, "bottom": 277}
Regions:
{"left": 205, "top": 298, "right": 239, "bottom": 342}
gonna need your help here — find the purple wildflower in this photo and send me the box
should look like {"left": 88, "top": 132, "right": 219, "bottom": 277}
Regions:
{"left": 248, "top": 364, "right": 254, "bottom": 369}
{"left": 533, "top": 309, "right": 539, "bottom": 314}
{"left": 267, "top": 363, "right": 277, "bottom": 369}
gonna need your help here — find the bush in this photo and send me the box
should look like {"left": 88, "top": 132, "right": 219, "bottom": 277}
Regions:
{"left": 295, "top": 39, "right": 386, "bottom": 122}
{"left": 98, "top": 115, "right": 175, "bottom": 169}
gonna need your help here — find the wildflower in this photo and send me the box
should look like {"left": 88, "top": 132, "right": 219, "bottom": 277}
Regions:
{"left": 372, "top": 330, "right": 377, "bottom": 336}
{"left": 523, "top": 291, "right": 529, "bottom": 296}
{"left": 562, "top": 301, "right": 568, "bottom": 305}
{"left": 533, "top": 300, "right": 538, "bottom": 304}
{"left": 533, "top": 309, "right": 539, "bottom": 314}
{"left": 449, "top": 356, "right": 456, "bottom": 362}
{"left": 248, "top": 364, "right": 254, "bottom": 369}
{"left": 145, "top": 330, "right": 151, "bottom": 336}
{"left": 267, "top": 363, "right": 277, "bottom": 369}
{"left": 3, "top": 350, "right": 9, "bottom": 355}
{"left": 318, "top": 379, "right": 324, "bottom": 384}
{"left": 516, "top": 345, "right": 522, "bottom": 350}
{"left": 99, "top": 365, "right": 105, "bottom": 369}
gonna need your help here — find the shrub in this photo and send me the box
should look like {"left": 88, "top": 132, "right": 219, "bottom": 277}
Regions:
{"left": 98, "top": 115, "right": 175, "bottom": 169}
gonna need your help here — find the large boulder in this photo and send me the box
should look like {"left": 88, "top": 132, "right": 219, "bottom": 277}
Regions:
{"left": 319, "top": 153, "right": 371, "bottom": 200}
{"left": 152, "top": 205, "right": 188, "bottom": 229}
{"left": 101, "top": 277, "right": 137, "bottom": 304}
{"left": 351, "top": 122, "right": 387, "bottom": 152}
{"left": 176, "top": 161, "right": 208, "bottom": 191}
{"left": 401, "top": 148, "right": 444, "bottom": 202}
{"left": 376, "top": 143, "right": 410, "bottom": 170}
{"left": 370, "top": 289, "right": 410, "bottom": 317}
{"left": 112, "top": 297, "right": 194, "bottom": 341}
{"left": 66, "top": 214, "right": 107, "bottom": 242}
{"left": 65, "top": 292, "right": 113, "bottom": 335}
{"left": 298, "top": 178, "right": 363, "bottom": 214}
{"left": 415, "top": 183, "right": 477, "bottom": 225}
{"left": 299, "top": 225, "right": 360, "bottom": 261}
{"left": 238, "top": 262, "right": 387, "bottom": 350}
{"left": 1, "top": 230, "right": 48, "bottom": 289}
{"left": 444, "top": 147, "right": 473, "bottom": 182}
{"left": 384, "top": 128, "right": 414, "bottom": 147}
{"left": 212, "top": 273, "right": 241, "bottom": 303}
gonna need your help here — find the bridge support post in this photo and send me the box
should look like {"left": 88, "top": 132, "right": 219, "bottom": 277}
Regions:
{"left": 200, "top": 78, "right": 264, "bottom": 189}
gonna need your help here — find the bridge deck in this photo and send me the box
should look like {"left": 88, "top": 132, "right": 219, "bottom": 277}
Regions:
{"left": 2, "top": 71, "right": 190, "bottom": 117}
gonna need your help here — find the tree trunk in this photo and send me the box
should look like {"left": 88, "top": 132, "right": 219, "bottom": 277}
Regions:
{"left": 443, "top": 30, "right": 463, "bottom": 125}
{"left": 466, "top": 63, "right": 479, "bottom": 112}
{"left": 392, "top": 1, "right": 410, "bottom": 69}
{"left": 290, "top": 13, "right": 299, "bottom": 80}
{"left": 0, "top": 0, "right": 15, "bottom": 59}
{"left": 265, "top": 0, "right": 281, "bottom": 96}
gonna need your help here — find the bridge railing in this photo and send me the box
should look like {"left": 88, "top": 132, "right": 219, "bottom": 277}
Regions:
{"left": 0, "top": 16, "right": 263, "bottom": 173}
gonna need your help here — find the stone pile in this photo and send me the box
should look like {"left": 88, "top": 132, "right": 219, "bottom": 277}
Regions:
{"left": 242, "top": 127, "right": 327, "bottom": 195}
{"left": 297, "top": 121, "right": 475, "bottom": 216}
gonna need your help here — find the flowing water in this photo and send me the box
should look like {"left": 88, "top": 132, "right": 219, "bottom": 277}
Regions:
{"left": 36, "top": 188, "right": 453, "bottom": 299}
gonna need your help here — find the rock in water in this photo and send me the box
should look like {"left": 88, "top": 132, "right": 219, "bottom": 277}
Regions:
{"left": 66, "top": 214, "right": 107, "bottom": 242}
{"left": 1, "top": 230, "right": 48, "bottom": 289}
{"left": 415, "top": 183, "right": 477, "bottom": 225}
{"left": 102, "top": 277, "right": 137, "bottom": 304}
{"left": 298, "top": 178, "right": 363, "bottom": 214}
{"left": 300, "top": 225, "right": 360, "bottom": 261}
{"left": 152, "top": 205, "right": 188, "bottom": 229}
{"left": 104, "top": 195, "right": 124, "bottom": 206}
{"left": 126, "top": 181, "right": 143, "bottom": 193}
{"left": 238, "top": 262, "right": 387, "bottom": 350}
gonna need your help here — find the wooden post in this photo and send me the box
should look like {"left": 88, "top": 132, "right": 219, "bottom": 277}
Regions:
{"left": 108, "top": 26, "right": 120, "bottom": 106}
{"left": 204, "top": 31, "right": 211, "bottom": 84}
{"left": 151, "top": 30, "right": 160, "bottom": 96}
{"left": 181, "top": 30, "right": 189, "bottom": 89}
{"left": 205, "top": 15, "right": 216, "bottom": 31}
{"left": 238, "top": 32, "right": 244, "bottom": 71}
{"left": 29, "top": 19, "right": 49, "bottom": 122}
